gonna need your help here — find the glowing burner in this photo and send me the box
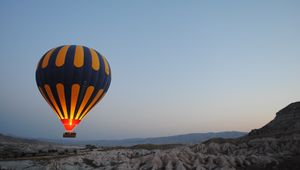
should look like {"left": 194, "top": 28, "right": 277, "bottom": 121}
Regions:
{"left": 61, "top": 119, "right": 80, "bottom": 137}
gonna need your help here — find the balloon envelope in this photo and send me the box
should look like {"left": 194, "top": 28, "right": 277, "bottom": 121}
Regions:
{"left": 36, "top": 45, "right": 111, "bottom": 133}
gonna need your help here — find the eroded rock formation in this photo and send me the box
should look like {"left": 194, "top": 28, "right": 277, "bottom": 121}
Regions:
{"left": 248, "top": 101, "right": 300, "bottom": 138}
{"left": 1, "top": 102, "right": 300, "bottom": 169}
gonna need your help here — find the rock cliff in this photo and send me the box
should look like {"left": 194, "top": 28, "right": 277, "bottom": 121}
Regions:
{"left": 248, "top": 102, "right": 300, "bottom": 138}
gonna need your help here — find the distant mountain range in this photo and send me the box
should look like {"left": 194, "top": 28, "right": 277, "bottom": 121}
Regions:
{"left": 40, "top": 131, "right": 247, "bottom": 146}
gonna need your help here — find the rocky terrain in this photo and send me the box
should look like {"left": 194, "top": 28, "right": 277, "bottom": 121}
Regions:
{"left": 1, "top": 102, "right": 300, "bottom": 170}
{"left": 248, "top": 101, "right": 300, "bottom": 138}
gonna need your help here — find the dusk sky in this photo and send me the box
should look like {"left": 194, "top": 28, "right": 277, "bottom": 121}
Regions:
{"left": 0, "top": 1, "right": 300, "bottom": 140}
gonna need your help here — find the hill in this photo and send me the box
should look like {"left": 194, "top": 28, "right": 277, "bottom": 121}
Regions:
{"left": 72, "top": 131, "right": 246, "bottom": 146}
{"left": 248, "top": 101, "right": 300, "bottom": 138}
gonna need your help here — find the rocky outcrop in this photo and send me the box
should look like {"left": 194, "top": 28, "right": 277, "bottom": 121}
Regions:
{"left": 1, "top": 102, "right": 300, "bottom": 169}
{"left": 248, "top": 102, "right": 300, "bottom": 138}
{"left": 1, "top": 136, "right": 299, "bottom": 170}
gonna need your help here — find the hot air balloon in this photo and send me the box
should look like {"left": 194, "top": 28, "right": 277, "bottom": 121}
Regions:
{"left": 35, "top": 45, "right": 111, "bottom": 138}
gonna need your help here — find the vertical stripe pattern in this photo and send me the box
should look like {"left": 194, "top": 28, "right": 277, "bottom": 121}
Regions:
{"left": 42, "top": 48, "right": 56, "bottom": 68}
{"left": 70, "top": 84, "right": 80, "bottom": 120}
{"left": 44, "top": 84, "right": 64, "bottom": 119}
{"left": 36, "top": 45, "right": 111, "bottom": 131}
{"left": 79, "top": 89, "right": 104, "bottom": 120}
{"left": 55, "top": 45, "right": 70, "bottom": 67}
{"left": 75, "top": 86, "right": 94, "bottom": 120}
{"left": 38, "top": 87, "right": 62, "bottom": 119}
{"left": 90, "top": 48, "right": 100, "bottom": 70}
{"left": 102, "top": 56, "right": 110, "bottom": 75}
{"left": 74, "top": 46, "right": 84, "bottom": 68}
{"left": 56, "top": 83, "right": 68, "bottom": 119}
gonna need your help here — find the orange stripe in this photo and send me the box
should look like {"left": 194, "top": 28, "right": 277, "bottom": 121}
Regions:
{"left": 70, "top": 84, "right": 80, "bottom": 120}
{"left": 42, "top": 48, "right": 56, "bottom": 68}
{"left": 56, "top": 83, "right": 68, "bottom": 119}
{"left": 75, "top": 86, "right": 94, "bottom": 120}
{"left": 38, "top": 87, "right": 62, "bottom": 119}
{"left": 90, "top": 49, "right": 100, "bottom": 71}
{"left": 79, "top": 89, "right": 104, "bottom": 120}
{"left": 74, "top": 46, "right": 84, "bottom": 68}
{"left": 55, "top": 45, "right": 70, "bottom": 67}
{"left": 44, "top": 84, "right": 64, "bottom": 119}
{"left": 102, "top": 55, "right": 110, "bottom": 75}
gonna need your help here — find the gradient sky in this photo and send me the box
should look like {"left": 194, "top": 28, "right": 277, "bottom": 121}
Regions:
{"left": 0, "top": 0, "right": 300, "bottom": 140}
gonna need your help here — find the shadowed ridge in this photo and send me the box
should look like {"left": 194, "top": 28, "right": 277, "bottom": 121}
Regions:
{"left": 276, "top": 101, "right": 300, "bottom": 116}
{"left": 248, "top": 101, "right": 300, "bottom": 138}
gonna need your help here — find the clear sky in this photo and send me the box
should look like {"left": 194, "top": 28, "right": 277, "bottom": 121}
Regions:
{"left": 0, "top": 0, "right": 300, "bottom": 140}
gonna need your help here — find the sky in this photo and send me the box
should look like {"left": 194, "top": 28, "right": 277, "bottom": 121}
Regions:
{"left": 0, "top": 0, "right": 300, "bottom": 140}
